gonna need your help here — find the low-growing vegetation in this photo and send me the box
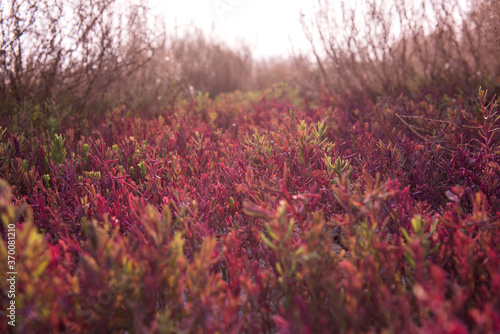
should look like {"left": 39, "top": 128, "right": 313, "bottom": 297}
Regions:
{"left": 0, "top": 85, "right": 499, "bottom": 332}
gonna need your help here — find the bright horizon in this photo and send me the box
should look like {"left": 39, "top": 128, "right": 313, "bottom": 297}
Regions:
{"left": 149, "top": 0, "right": 318, "bottom": 59}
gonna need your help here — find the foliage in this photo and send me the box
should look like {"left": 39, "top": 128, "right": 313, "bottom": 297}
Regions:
{"left": 0, "top": 86, "right": 499, "bottom": 333}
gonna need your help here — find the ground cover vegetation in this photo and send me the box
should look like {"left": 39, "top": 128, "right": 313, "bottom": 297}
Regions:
{"left": 1, "top": 0, "right": 500, "bottom": 333}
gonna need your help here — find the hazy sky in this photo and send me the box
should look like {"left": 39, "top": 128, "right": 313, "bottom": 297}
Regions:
{"left": 150, "top": 0, "right": 317, "bottom": 59}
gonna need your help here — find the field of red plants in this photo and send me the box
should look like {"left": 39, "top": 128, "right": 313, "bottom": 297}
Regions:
{"left": 1, "top": 86, "right": 499, "bottom": 333}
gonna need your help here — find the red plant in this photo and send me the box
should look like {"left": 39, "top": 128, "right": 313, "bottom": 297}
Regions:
{"left": 0, "top": 87, "right": 499, "bottom": 333}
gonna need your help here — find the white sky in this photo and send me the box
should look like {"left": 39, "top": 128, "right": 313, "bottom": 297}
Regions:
{"left": 149, "top": 0, "right": 318, "bottom": 59}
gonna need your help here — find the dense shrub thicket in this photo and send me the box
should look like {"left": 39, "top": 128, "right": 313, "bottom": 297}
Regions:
{"left": 0, "top": 85, "right": 499, "bottom": 333}
{"left": 0, "top": 0, "right": 255, "bottom": 117}
{"left": 303, "top": 0, "right": 500, "bottom": 97}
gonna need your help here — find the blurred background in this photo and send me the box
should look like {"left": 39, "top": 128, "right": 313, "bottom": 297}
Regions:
{"left": 149, "top": 0, "right": 315, "bottom": 59}
{"left": 1, "top": 0, "right": 499, "bottom": 116}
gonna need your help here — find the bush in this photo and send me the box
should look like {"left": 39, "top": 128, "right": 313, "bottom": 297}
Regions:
{"left": 301, "top": 0, "right": 500, "bottom": 97}
{"left": 0, "top": 0, "right": 165, "bottom": 111}
{"left": 168, "top": 28, "right": 253, "bottom": 98}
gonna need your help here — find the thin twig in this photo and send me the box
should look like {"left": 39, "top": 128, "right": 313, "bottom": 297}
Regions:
{"left": 395, "top": 113, "right": 426, "bottom": 139}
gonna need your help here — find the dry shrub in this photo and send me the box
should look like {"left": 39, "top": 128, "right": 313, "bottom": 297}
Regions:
{"left": 0, "top": 1, "right": 255, "bottom": 119}
{"left": 0, "top": 0, "right": 164, "bottom": 111}
{"left": 302, "top": 0, "right": 500, "bottom": 97}
{"left": 168, "top": 28, "right": 253, "bottom": 98}
{"left": 102, "top": 29, "right": 254, "bottom": 114}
